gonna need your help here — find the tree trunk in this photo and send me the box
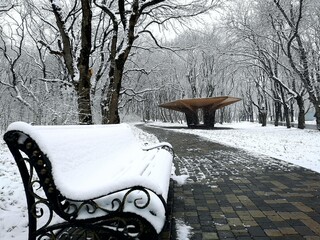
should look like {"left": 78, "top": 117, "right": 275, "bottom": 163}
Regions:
{"left": 278, "top": 82, "right": 290, "bottom": 129}
{"left": 274, "top": 101, "right": 281, "bottom": 127}
{"left": 280, "top": 7, "right": 320, "bottom": 130}
{"left": 77, "top": 0, "right": 93, "bottom": 124}
{"left": 77, "top": 81, "right": 92, "bottom": 124}
{"left": 160, "top": 108, "right": 168, "bottom": 122}
{"left": 290, "top": 102, "right": 294, "bottom": 123}
{"left": 219, "top": 109, "right": 224, "bottom": 124}
{"left": 101, "top": 64, "right": 122, "bottom": 124}
{"left": 295, "top": 95, "right": 305, "bottom": 129}
{"left": 283, "top": 103, "right": 291, "bottom": 128}
{"left": 98, "top": 0, "right": 140, "bottom": 124}
{"left": 315, "top": 104, "right": 320, "bottom": 130}
{"left": 260, "top": 109, "right": 267, "bottom": 127}
{"left": 249, "top": 103, "right": 254, "bottom": 122}
{"left": 51, "top": 0, "right": 93, "bottom": 124}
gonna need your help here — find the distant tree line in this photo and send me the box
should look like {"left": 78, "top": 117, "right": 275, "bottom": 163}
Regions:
{"left": 128, "top": 0, "right": 320, "bottom": 130}
{"left": 1, "top": 0, "right": 320, "bottom": 131}
{"left": 0, "top": 0, "right": 221, "bottom": 130}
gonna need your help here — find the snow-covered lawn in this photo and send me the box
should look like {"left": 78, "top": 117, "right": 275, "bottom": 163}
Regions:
{"left": 1, "top": 121, "right": 319, "bottom": 239}
{"left": 150, "top": 121, "right": 320, "bottom": 174}
{"left": 0, "top": 139, "right": 28, "bottom": 239}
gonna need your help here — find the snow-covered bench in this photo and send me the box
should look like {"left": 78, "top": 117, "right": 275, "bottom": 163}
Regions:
{"left": 3, "top": 122, "right": 173, "bottom": 240}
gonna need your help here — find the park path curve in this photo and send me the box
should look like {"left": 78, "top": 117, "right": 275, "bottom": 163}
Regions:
{"left": 138, "top": 124, "right": 320, "bottom": 240}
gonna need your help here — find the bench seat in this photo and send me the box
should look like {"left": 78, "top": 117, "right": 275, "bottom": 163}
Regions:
{"left": 4, "top": 122, "right": 174, "bottom": 239}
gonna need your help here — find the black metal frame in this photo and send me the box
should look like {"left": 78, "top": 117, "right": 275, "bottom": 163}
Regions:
{"left": 4, "top": 130, "right": 169, "bottom": 240}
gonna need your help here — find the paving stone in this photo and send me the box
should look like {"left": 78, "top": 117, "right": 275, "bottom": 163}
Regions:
{"left": 262, "top": 210, "right": 277, "bottom": 216}
{"left": 227, "top": 218, "right": 243, "bottom": 226}
{"left": 278, "top": 227, "right": 298, "bottom": 235}
{"left": 201, "top": 226, "right": 216, "bottom": 232}
{"left": 310, "top": 214, "right": 320, "bottom": 223}
{"left": 211, "top": 211, "right": 224, "bottom": 218}
{"left": 202, "top": 232, "right": 219, "bottom": 239}
{"left": 237, "top": 211, "right": 255, "bottom": 221}
{"left": 242, "top": 220, "right": 259, "bottom": 227}
{"left": 253, "top": 237, "right": 273, "bottom": 240}
{"left": 249, "top": 210, "right": 266, "bottom": 218}
{"left": 190, "top": 232, "right": 202, "bottom": 240}
{"left": 304, "top": 237, "right": 320, "bottom": 240}
{"left": 196, "top": 206, "right": 209, "bottom": 211}
{"left": 257, "top": 222, "right": 276, "bottom": 229}
{"left": 198, "top": 215, "right": 212, "bottom": 221}
{"left": 216, "top": 224, "right": 231, "bottom": 231}
{"left": 225, "top": 213, "right": 239, "bottom": 218}
{"left": 218, "top": 230, "right": 235, "bottom": 238}
{"left": 264, "top": 229, "right": 283, "bottom": 237}
{"left": 279, "top": 236, "right": 305, "bottom": 240}
{"left": 272, "top": 220, "right": 291, "bottom": 228}
{"left": 185, "top": 211, "right": 198, "bottom": 217}
{"left": 247, "top": 226, "right": 267, "bottom": 237}
{"left": 232, "top": 229, "right": 250, "bottom": 237}
{"left": 185, "top": 216, "right": 199, "bottom": 224}
{"left": 291, "top": 202, "right": 314, "bottom": 212}
{"left": 213, "top": 218, "right": 228, "bottom": 225}
{"left": 184, "top": 205, "right": 197, "bottom": 211}
{"left": 286, "top": 219, "right": 304, "bottom": 227}
{"left": 301, "top": 218, "right": 320, "bottom": 235}
{"left": 222, "top": 206, "right": 235, "bottom": 213}
{"left": 267, "top": 214, "right": 284, "bottom": 222}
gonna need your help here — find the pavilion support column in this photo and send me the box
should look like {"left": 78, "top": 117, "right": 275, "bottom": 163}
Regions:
{"left": 185, "top": 110, "right": 199, "bottom": 128}
{"left": 203, "top": 107, "right": 216, "bottom": 128}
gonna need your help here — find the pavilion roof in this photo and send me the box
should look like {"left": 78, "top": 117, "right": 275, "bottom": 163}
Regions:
{"left": 159, "top": 96, "right": 241, "bottom": 113}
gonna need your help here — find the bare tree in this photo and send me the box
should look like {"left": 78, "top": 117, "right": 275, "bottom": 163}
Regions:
{"left": 272, "top": 0, "right": 320, "bottom": 130}
{"left": 220, "top": 0, "right": 309, "bottom": 128}
{"left": 93, "top": 0, "right": 222, "bottom": 123}
{"left": 0, "top": 5, "right": 80, "bottom": 126}
{"left": 0, "top": 14, "right": 40, "bottom": 117}
{"left": 22, "top": 0, "right": 94, "bottom": 124}
{"left": 42, "top": 0, "right": 93, "bottom": 124}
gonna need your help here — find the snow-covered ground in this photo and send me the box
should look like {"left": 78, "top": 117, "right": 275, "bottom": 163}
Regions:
{"left": 150, "top": 121, "right": 320, "bottom": 174}
{"left": 1, "top": 121, "right": 319, "bottom": 239}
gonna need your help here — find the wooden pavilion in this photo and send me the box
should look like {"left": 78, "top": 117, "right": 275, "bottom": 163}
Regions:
{"left": 159, "top": 96, "right": 241, "bottom": 128}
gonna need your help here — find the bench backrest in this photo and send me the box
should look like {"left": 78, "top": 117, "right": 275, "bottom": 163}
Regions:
{"left": 4, "top": 129, "right": 74, "bottom": 221}
{"left": 4, "top": 122, "right": 145, "bottom": 220}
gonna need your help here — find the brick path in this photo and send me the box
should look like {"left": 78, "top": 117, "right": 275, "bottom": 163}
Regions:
{"left": 139, "top": 125, "right": 320, "bottom": 240}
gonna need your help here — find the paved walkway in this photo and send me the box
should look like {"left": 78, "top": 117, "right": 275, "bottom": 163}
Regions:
{"left": 138, "top": 124, "right": 320, "bottom": 240}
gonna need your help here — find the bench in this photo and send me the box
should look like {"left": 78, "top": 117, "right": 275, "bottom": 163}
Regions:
{"left": 3, "top": 122, "right": 174, "bottom": 240}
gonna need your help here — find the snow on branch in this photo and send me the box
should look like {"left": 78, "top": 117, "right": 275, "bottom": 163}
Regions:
{"left": 139, "top": 30, "right": 182, "bottom": 52}
{"left": 38, "top": 40, "right": 63, "bottom": 56}
{"left": 38, "top": 78, "right": 73, "bottom": 87}
{"left": 13, "top": 86, "right": 39, "bottom": 115}
{"left": 270, "top": 75, "right": 298, "bottom": 97}
{"left": 120, "top": 86, "right": 163, "bottom": 96}
{"left": 0, "top": 79, "right": 14, "bottom": 88}
{"left": 50, "top": 0, "right": 77, "bottom": 81}
{"left": 0, "top": 3, "right": 16, "bottom": 12}
{"left": 124, "top": 68, "right": 152, "bottom": 75}
{"left": 93, "top": 0, "right": 117, "bottom": 24}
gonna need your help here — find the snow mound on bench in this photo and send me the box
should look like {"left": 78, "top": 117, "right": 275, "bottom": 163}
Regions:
{"left": 7, "top": 122, "right": 171, "bottom": 200}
